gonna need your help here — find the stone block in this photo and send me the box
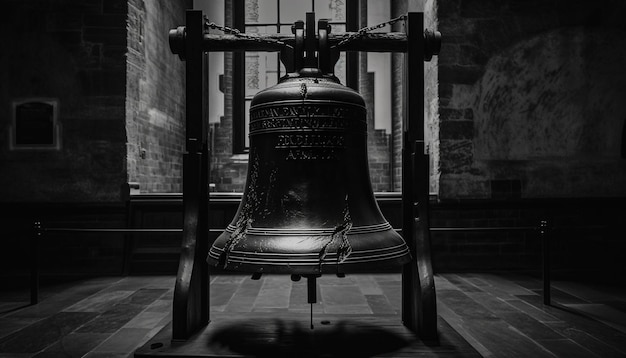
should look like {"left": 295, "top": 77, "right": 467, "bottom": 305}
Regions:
{"left": 490, "top": 179, "right": 522, "bottom": 199}
{"left": 83, "top": 27, "right": 127, "bottom": 46}
{"left": 459, "top": 44, "right": 489, "bottom": 66}
{"left": 439, "top": 64, "right": 484, "bottom": 85}
{"left": 439, "top": 175, "right": 490, "bottom": 199}
{"left": 437, "top": 0, "right": 461, "bottom": 18}
{"left": 460, "top": 0, "right": 502, "bottom": 19}
{"left": 439, "top": 108, "right": 464, "bottom": 121}
{"left": 440, "top": 120, "right": 473, "bottom": 140}
{"left": 84, "top": 14, "right": 127, "bottom": 28}
{"left": 438, "top": 43, "right": 458, "bottom": 66}
{"left": 104, "top": 0, "right": 127, "bottom": 14}
{"left": 46, "top": 12, "right": 83, "bottom": 31}
{"left": 54, "top": 31, "right": 83, "bottom": 48}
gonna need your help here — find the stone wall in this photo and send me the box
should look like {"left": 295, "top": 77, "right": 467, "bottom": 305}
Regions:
{"left": 125, "top": 0, "right": 188, "bottom": 193}
{"left": 0, "top": 0, "right": 129, "bottom": 202}
{"left": 423, "top": 0, "right": 439, "bottom": 195}
{"left": 0, "top": 0, "right": 188, "bottom": 201}
{"left": 438, "top": 0, "right": 626, "bottom": 199}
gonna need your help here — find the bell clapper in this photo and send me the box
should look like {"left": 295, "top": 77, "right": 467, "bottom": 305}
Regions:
{"left": 306, "top": 274, "right": 319, "bottom": 329}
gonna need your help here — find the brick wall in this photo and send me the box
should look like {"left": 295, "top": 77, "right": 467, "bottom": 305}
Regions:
{"left": 438, "top": 0, "right": 626, "bottom": 199}
{"left": 126, "top": 0, "right": 188, "bottom": 193}
{"left": 0, "top": 0, "right": 129, "bottom": 202}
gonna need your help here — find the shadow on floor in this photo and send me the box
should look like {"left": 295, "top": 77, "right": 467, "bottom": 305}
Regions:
{"left": 208, "top": 318, "right": 410, "bottom": 358}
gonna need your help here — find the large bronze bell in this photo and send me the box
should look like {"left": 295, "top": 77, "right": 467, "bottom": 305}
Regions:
{"left": 208, "top": 16, "right": 411, "bottom": 275}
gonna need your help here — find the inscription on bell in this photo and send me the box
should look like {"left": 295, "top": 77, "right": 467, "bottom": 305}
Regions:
{"left": 276, "top": 134, "right": 345, "bottom": 148}
{"left": 285, "top": 148, "right": 339, "bottom": 160}
{"left": 249, "top": 103, "right": 365, "bottom": 161}
{"left": 250, "top": 104, "right": 355, "bottom": 122}
{"left": 249, "top": 103, "right": 366, "bottom": 135}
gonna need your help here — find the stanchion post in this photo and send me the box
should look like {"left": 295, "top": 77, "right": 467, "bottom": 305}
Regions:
{"left": 30, "top": 220, "right": 42, "bottom": 305}
{"left": 540, "top": 219, "right": 551, "bottom": 305}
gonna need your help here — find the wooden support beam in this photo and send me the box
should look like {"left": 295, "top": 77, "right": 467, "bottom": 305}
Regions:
{"left": 401, "top": 12, "right": 438, "bottom": 343}
{"left": 170, "top": 31, "right": 422, "bottom": 54}
{"left": 345, "top": 0, "right": 359, "bottom": 90}
{"left": 172, "top": 9, "right": 210, "bottom": 341}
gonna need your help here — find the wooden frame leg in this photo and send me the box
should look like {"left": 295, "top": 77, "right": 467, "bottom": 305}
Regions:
{"left": 172, "top": 10, "right": 210, "bottom": 341}
{"left": 401, "top": 12, "right": 438, "bottom": 343}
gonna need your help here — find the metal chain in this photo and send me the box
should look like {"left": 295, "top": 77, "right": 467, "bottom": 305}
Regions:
{"left": 333, "top": 13, "right": 407, "bottom": 48}
{"left": 204, "top": 17, "right": 291, "bottom": 49}
{"left": 203, "top": 13, "right": 407, "bottom": 50}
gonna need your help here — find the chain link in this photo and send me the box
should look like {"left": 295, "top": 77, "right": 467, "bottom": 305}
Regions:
{"left": 204, "top": 17, "right": 291, "bottom": 49}
{"left": 333, "top": 13, "right": 407, "bottom": 48}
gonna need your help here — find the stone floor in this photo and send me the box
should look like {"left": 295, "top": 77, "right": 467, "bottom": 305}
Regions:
{"left": 1, "top": 272, "right": 625, "bottom": 357}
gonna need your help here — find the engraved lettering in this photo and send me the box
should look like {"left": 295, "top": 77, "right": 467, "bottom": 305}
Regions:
{"left": 249, "top": 103, "right": 364, "bottom": 160}
{"left": 249, "top": 104, "right": 366, "bottom": 134}
{"left": 285, "top": 148, "right": 339, "bottom": 160}
{"left": 275, "top": 134, "right": 345, "bottom": 148}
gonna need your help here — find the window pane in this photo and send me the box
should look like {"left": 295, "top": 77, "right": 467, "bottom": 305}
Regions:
{"left": 280, "top": 0, "right": 313, "bottom": 25}
{"left": 245, "top": 52, "right": 261, "bottom": 97}
{"left": 248, "top": 0, "right": 278, "bottom": 23}
{"left": 279, "top": 25, "right": 293, "bottom": 34}
{"left": 331, "top": 23, "right": 345, "bottom": 32}
{"left": 314, "top": 0, "right": 345, "bottom": 22}
{"left": 246, "top": 52, "right": 280, "bottom": 96}
{"left": 265, "top": 52, "right": 280, "bottom": 86}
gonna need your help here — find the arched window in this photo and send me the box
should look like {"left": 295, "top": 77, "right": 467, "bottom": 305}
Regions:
{"left": 10, "top": 98, "right": 61, "bottom": 150}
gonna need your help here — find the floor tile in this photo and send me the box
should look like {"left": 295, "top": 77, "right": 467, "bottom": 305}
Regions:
{"left": 352, "top": 275, "right": 383, "bottom": 295}
{"left": 365, "top": 294, "right": 396, "bottom": 314}
{"left": 120, "top": 289, "right": 168, "bottom": 305}
{"left": 1, "top": 273, "right": 625, "bottom": 358}
{"left": 143, "top": 299, "right": 170, "bottom": 313}
{"left": 564, "top": 303, "right": 626, "bottom": 334}
{"left": 0, "top": 312, "right": 97, "bottom": 353}
{"left": 0, "top": 317, "right": 41, "bottom": 340}
{"left": 77, "top": 304, "right": 146, "bottom": 334}
{"left": 253, "top": 276, "right": 291, "bottom": 310}
{"left": 91, "top": 328, "right": 154, "bottom": 354}
{"left": 223, "top": 277, "right": 263, "bottom": 313}
{"left": 320, "top": 284, "right": 367, "bottom": 306}
{"left": 63, "top": 290, "right": 134, "bottom": 313}
{"left": 34, "top": 332, "right": 111, "bottom": 357}
{"left": 123, "top": 310, "right": 170, "bottom": 329}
